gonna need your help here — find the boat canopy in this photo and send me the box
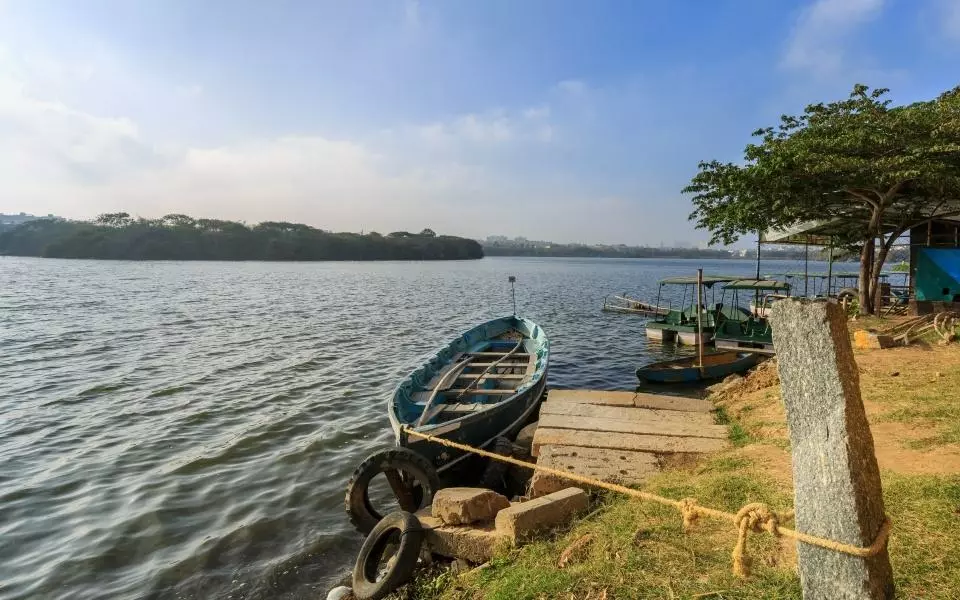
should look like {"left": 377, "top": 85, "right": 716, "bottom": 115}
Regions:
{"left": 658, "top": 275, "right": 739, "bottom": 287}
{"left": 724, "top": 279, "right": 792, "bottom": 291}
{"left": 764, "top": 271, "right": 889, "bottom": 279}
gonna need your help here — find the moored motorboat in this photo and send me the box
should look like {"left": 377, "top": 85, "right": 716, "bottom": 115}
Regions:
{"left": 389, "top": 315, "right": 549, "bottom": 474}
{"left": 636, "top": 350, "right": 759, "bottom": 383}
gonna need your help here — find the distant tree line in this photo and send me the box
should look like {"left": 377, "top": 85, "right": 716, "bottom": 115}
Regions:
{"left": 0, "top": 214, "right": 483, "bottom": 261}
{"left": 482, "top": 242, "right": 736, "bottom": 259}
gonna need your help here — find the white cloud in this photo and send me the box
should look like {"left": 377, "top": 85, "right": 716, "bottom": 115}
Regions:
{"left": 404, "top": 0, "right": 421, "bottom": 29}
{"left": 556, "top": 79, "right": 587, "bottom": 96}
{"left": 411, "top": 107, "right": 556, "bottom": 147}
{"left": 939, "top": 0, "right": 960, "bottom": 42}
{"left": 782, "top": 0, "right": 885, "bottom": 76}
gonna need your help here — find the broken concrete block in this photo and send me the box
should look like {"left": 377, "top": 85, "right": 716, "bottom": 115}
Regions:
{"left": 854, "top": 330, "right": 896, "bottom": 350}
{"left": 415, "top": 509, "right": 508, "bottom": 563}
{"left": 432, "top": 487, "right": 510, "bottom": 525}
{"left": 495, "top": 487, "right": 589, "bottom": 542}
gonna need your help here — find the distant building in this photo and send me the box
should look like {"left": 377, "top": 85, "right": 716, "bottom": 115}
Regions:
{"left": 0, "top": 212, "right": 56, "bottom": 225}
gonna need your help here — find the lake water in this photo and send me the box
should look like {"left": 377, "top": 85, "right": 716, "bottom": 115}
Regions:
{"left": 0, "top": 256, "right": 833, "bottom": 599}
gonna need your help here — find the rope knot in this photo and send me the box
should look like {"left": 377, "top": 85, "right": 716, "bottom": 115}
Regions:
{"left": 679, "top": 497, "right": 700, "bottom": 532}
{"left": 732, "top": 503, "right": 781, "bottom": 578}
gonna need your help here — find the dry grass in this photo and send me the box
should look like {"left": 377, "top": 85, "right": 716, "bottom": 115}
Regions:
{"left": 412, "top": 325, "right": 960, "bottom": 600}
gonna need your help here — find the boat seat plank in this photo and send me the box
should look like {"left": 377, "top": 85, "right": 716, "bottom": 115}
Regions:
{"left": 537, "top": 413, "right": 728, "bottom": 440}
{"left": 536, "top": 445, "right": 659, "bottom": 485}
{"left": 439, "top": 402, "right": 488, "bottom": 415}
{"left": 453, "top": 373, "right": 525, "bottom": 380}
{"left": 463, "top": 361, "right": 530, "bottom": 368}
{"left": 467, "top": 352, "right": 532, "bottom": 357}
{"left": 540, "top": 402, "right": 716, "bottom": 427}
{"left": 545, "top": 389, "right": 714, "bottom": 413}
{"left": 412, "top": 388, "right": 516, "bottom": 404}
{"left": 531, "top": 428, "right": 729, "bottom": 457}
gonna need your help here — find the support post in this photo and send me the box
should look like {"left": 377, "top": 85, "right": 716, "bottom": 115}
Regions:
{"left": 696, "top": 268, "right": 704, "bottom": 373}
{"left": 768, "top": 300, "right": 894, "bottom": 600}
{"left": 827, "top": 243, "right": 834, "bottom": 298}
{"left": 804, "top": 240, "right": 810, "bottom": 297}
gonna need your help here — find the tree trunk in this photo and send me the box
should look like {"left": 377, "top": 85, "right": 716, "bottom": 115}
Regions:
{"left": 870, "top": 235, "right": 896, "bottom": 315}
{"left": 859, "top": 239, "right": 876, "bottom": 315}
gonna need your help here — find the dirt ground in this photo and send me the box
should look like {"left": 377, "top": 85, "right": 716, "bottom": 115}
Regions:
{"left": 710, "top": 343, "right": 960, "bottom": 476}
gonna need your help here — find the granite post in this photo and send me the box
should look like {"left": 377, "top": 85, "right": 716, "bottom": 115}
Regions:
{"left": 768, "top": 300, "right": 893, "bottom": 600}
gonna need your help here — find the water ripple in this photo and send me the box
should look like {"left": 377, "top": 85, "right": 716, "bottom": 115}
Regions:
{"left": 0, "top": 255, "right": 821, "bottom": 599}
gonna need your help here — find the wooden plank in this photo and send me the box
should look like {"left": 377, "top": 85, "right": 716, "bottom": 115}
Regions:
{"left": 468, "top": 352, "right": 532, "bottom": 357}
{"left": 464, "top": 361, "right": 529, "bottom": 368}
{"left": 536, "top": 445, "right": 659, "bottom": 484}
{"left": 538, "top": 413, "right": 728, "bottom": 440}
{"left": 546, "top": 389, "right": 714, "bottom": 413}
{"left": 453, "top": 373, "right": 524, "bottom": 380}
{"left": 540, "top": 402, "right": 717, "bottom": 427}
{"left": 532, "top": 428, "right": 729, "bottom": 456}
{"left": 443, "top": 388, "right": 516, "bottom": 395}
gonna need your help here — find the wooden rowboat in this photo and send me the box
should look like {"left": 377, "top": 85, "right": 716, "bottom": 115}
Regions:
{"left": 636, "top": 351, "right": 759, "bottom": 383}
{"left": 601, "top": 294, "right": 670, "bottom": 317}
{"left": 390, "top": 316, "right": 549, "bottom": 473}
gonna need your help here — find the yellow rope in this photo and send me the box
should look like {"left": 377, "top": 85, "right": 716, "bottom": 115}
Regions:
{"left": 402, "top": 427, "right": 892, "bottom": 578}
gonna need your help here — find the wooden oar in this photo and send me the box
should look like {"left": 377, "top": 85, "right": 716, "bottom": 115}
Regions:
{"left": 456, "top": 338, "right": 524, "bottom": 401}
{"left": 414, "top": 357, "right": 472, "bottom": 428}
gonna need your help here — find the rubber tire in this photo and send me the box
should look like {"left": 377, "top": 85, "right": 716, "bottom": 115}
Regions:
{"left": 480, "top": 436, "right": 514, "bottom": 491}
{"left": 352, "top": 510, "right": 423, "bottom": 600}
{"left": 345, "top": 447, "right": 442, "bottom": 535}
{"left": 837, "top": 287, "right": 858, "bottom": 300}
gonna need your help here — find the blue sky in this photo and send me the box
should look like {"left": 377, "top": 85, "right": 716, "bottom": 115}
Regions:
{"left": 1, "top": 0, "right": 958, "bottom": 245}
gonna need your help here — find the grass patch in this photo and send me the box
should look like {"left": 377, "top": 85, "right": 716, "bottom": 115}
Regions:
{"left": 884, "top": 473, "right": 960, "bottom": 598}
{"left": 442, "top": 464, "right": 799, "bottom": 600}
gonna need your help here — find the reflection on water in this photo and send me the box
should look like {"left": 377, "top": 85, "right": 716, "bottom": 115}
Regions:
{"left": 0, "top": 256, "right": 830, "bottom": 599}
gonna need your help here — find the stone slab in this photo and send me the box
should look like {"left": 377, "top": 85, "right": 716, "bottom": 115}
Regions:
{"left": 546, "top": 389, "right": 713, "bottom": 412}
{"left": 494, "top": 487, "right": 589, "bottom": 542}
{"left": 537, "top": 413, "right": 728, "bottom": 440}
{"left": 540, "top": 401, "right": 716, "bottom": 426}
{"left": 531, "top": 428, "right": 729, "bottom": 457}
{"left": 415, "top": 509, "right": 508, "bottom": 563}
{"left": 529, "top": 445, "right": 659, "bottom": 497}
{"left": 432, "top": 487, "right": 510, "bottom": 525}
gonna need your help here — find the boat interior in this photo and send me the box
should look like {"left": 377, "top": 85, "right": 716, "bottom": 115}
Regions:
{"left": 392, "top": 317, "right": 548, "bottom": 427}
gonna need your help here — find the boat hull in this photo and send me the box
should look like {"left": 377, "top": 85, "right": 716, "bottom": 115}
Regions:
{"left": 645, "top": 324, "right": 676, "bottom": 343}
{"left": 636, "top": 351, "right": 760, "bottom": 383}
{"left": 388, "top": 316, "right": 549, "bottom": 475}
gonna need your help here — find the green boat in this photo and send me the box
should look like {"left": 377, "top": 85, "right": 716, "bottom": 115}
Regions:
{"left": 644, "top": 275, "right": 747, "bottom": 345}
{"left": 712, "top": 279, "right": 791, "bottom": 354}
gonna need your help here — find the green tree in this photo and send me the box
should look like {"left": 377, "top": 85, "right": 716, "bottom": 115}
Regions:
{"left": 686, "top": 84, "right": 960, "bottom": 314}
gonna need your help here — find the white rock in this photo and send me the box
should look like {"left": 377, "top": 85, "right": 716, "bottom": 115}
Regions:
{"left": 326, "top": 585, "right": 354, "bottom": 600}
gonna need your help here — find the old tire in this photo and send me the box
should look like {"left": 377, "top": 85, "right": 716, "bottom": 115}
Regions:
{"left": 837, "top": 287, "right": 858, "bottom": 300}
{"left": 345, "top": 447, "right": 441, "bottom": 535}
{"left": 352, "top": 510, "right": 423, "bottom": 600}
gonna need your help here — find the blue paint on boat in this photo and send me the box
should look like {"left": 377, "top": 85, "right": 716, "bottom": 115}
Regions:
{"left": 389, "top": 316, "right": 549, "bottom": 473}
{"left": 636, "top": 351, "right": 759, "bottom": 383}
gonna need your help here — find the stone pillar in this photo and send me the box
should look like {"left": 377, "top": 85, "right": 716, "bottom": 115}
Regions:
{"left": 768, "top": 300, "right": 894, "bottom": 600}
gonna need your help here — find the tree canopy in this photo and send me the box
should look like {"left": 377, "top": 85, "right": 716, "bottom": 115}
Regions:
{"left": 0, "top": 215, "right": 483, "bottom": 261}
{"left": 685, "top": 84, "right": 960, "bottom": 313}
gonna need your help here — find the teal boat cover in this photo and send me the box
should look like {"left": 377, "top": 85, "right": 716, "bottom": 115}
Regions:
{"left": 915, "top": 248, "right": 960, "bottom": 301}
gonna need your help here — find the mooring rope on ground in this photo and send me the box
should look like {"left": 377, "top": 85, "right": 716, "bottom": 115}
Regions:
{"left": 401, "top": 427, "right": 892, "bottom": 578}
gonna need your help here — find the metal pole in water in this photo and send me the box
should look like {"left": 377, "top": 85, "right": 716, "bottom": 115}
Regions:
{"left": 696, "top": 268, "right": 704, "bottom": 372}
{"left": 509, "top": 275, "right": 517, "bottom": 316}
